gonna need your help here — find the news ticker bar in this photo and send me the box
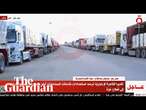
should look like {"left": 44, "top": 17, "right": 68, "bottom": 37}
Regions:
{"left": 0, "top": 76, "right": 145, "bottom": 96}
{"left": 0, "top": 80, "right": 145, "bottom": 95}
{"left": 0, "top": 80, "right": 125, "bottom": 93}
{"left": 0, "top": 93, "right": 134, "bottom": 97}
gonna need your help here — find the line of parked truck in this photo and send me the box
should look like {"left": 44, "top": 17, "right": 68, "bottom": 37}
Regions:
{"left": 65, "top": 21, "right": 146, "bottom": 58}
{"left": 0, "top": 20, "right": 59, "bottom": 73}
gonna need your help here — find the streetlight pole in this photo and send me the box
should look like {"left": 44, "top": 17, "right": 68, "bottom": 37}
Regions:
{"left": 48, "top": 21, "right": 52, "bottom": 37}
{"left": 138, "top": 23, "right": 140, "bottom": 48}
{"left": 136, "top": 15, "right": 143, "bottom": 48}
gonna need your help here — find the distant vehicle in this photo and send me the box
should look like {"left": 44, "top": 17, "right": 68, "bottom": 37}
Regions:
{"left": 93, "top": 35, "right": 106, "bottom": 51}
{"left": 51, "top": 38, "right": 59, "bottom": 51}
{"left": 40, "top": 33, "right": 53, "bottom": 54}
{"left": 86, "top": 37, "right": 94, "bottom": 50}
{"left": 78, "top": 38, "right": 87, "bottom": 50}
{"left": 74, "top": 40, "right": 80, "bottom": 48}
{"left": 86, "top": 35, "right": 106, "bottom": 51}
{"left": 102, "top": 32, "right": 120, "bottom": 54}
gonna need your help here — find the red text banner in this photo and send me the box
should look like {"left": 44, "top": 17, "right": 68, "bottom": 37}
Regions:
{"left": 0, "top": 80, "right": 125, "bottom": 93}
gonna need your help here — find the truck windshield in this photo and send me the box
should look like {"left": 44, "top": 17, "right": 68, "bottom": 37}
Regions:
{"left": 6, "top": 29, "right": 17, "bottom": 43}
{"left": 96, "top": 38, "right": 105, "bottom": 43}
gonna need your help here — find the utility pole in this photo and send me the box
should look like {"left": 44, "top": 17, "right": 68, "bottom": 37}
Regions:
{"left": 136, "top": 15, "right": 143, "bottom": 48}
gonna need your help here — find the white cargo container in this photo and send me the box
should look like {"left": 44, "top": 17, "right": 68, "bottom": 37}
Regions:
{"left": 144, "top": 33, "right": 146, "bottom": 46}
{"left": 103, "top": 32, "right": 121, "bottom": 54}
{"left": 103, "top": 34, "right": 113, "bottom": 52}
{"left": 140, "top": 33, "right": 144, "bottom": 47}
{"left": 136, "top": 35, "right": 139, "bottom": 48}
{"left": 104, "top": 34, "right": 114, "bottom": 45}
{"left": 36, "top": 32, "right": 44, "bottom": 47}
{"left": 23, "top": 26, "right": 34, "bottom": 47}
{"left": 86, "top": 37, "right": 94, "bottom": 50}
{"left": 0, "top": 21, "right": 7, "bottom": 44}
{"left": 132, "top": 33, "right": 146, "bottom": 48}
{"left": 132, "top": 35, "right": 136, "bottom": 48}
{"left": 23, "top": 26, "right": 43, "bottom": 48}
{"left": 130, "top": 33, "right": 146, "bottom": 58}
{"left": 40, "top": 33, "right": 53, "bottom": 53}
{"left": 0, "top": 21, "right": 8, "bottom": 73}
{"left": 47, "top": 36, "right": 53, "bottom": 47}
{"left": 139, "top": 33, "right": 146, "bottom": 47}
{"left": 74, "top": 40, "right": 79, "bottom": 48}
{"left": 105, "top": 33, "right": 120, "bottom": 46}
{"left": 87, "top": 37, "right": 94, "bottom": 46}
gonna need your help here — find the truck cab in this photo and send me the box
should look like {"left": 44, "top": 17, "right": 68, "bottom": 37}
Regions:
{"left": 94, "top": 35, "right": 106, "bottom": 51}
{"left": 6, "top": 23, "right": 31, "bottom": 64}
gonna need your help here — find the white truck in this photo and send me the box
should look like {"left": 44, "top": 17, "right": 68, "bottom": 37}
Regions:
{"left": 93, "top": 35, "right": 106, "bottom": 51}
{"left": 86, "top": 37, "right": 94, "bottom": 50}
{"left": 40, "top": 33, "right": 53, "bottom": 54}
{"left": 51, "top": 38, "right": 59, "bottom": 51}
{"left": 103, "top": 22, "right": 146, "bottom": 58}
{"left": 5, "top": 21, "right": 45, "bottom": 65}
{"left": 6, "top": 23, "right": 32, "bottom": 64}
{"left": 126, "top": 21, "right": 146, "bottom": 58}
{"left": 117, "top": 21, "right": 146, "bottom": 58}
{"left": 86, "top": 35, "right": 106, "bottom": 51}
{"left": 74, "top": 40, "right": 80, "bottom": 48}
{"left": 103, "top": 31, "right": 128, "bottom": 55}
{"left": 0, "top": 20, "right": 59, "bottom": 73}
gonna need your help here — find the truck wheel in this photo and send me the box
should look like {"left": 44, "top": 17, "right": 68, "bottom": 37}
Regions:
{"left": 41, "top": 49, "right": 44, "bottom": 56}
{"left": 0, "top": 54, "right": 5, "bottom": 73}
{"left": 120, "top": 48, "right": 124, "bottom": 56}
{"left": 111, "top": 47, "right": 116, "bottom": 54}
{"left": 41, "top": 50, "right": 43, "bottom": 57}
{"left": 19, "top": 52, "right": 23, "bottom": 65}
{"left": 91, "top": 47, "right": 94, "bottom": 51}
{"left": 141, "top": 49, "right": 146, "bottom": 58}
{"left": 38, "top": 49, "right": 44, "bottom": 57}
{"left": 28, "top": 54, "right": 32, "bottom": 61}
{"left": 47, "top": 49, "right": 49, "bottom": 54}
{"left": 136, "top": 49, "right": 141, "bottom": 58}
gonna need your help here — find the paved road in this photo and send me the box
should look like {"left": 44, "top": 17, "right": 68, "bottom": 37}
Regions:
{"left": 0, "top": 46, "right": 146, "bottom": 80}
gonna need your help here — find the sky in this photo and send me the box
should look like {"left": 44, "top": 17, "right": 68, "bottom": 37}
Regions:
{"left": 1, "top": 14, "right": 146, "bottom": 44}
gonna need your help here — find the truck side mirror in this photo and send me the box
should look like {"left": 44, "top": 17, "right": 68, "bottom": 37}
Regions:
{"left": 18, "top": 32, "right": 21, "bottom": 41}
